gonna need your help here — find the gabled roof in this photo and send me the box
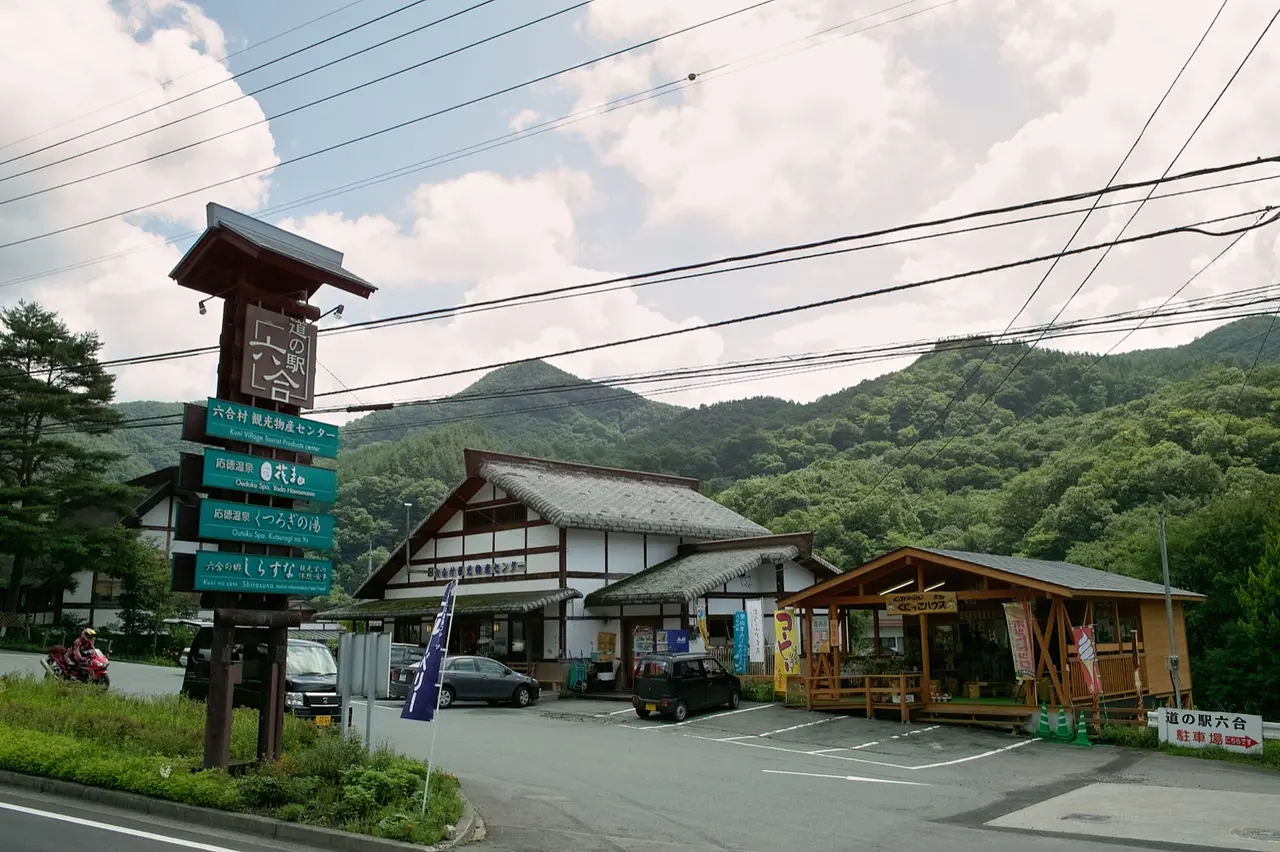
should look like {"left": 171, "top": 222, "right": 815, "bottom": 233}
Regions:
{"left": 584, "top": 533, "right": 839, "bottom": 606}
{"left": 916, "top": 548, "right": 1203, "bottom": 599}
{"left": 321, "top": 588, "right": 581, "bottom": 621}
{"left": 470, "top": 449, "right": 770, "bottom": 541}
{"left": 780, "top": 546, "right": 1204, "bottom": 607}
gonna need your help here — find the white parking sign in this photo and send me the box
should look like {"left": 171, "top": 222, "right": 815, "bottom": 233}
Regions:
{"left": 1158, "top": 709, "right": 1263, "bottom": 755}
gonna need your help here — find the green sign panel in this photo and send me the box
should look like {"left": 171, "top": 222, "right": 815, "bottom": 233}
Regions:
{"left": 198, "top": 499, "right": 334, "bottom": 550}
{"left": 193, "top": 551, "right": 332, "bottom": 596}
{"left": 205, "top": 398, "right": 339, "bottom": 458}
{"left": 202, "top": 449, "right": 336, "bottom": 505}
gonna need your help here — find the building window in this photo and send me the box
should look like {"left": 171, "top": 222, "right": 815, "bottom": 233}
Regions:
{"left": 92, "top": 574, "right": 121, "bottom": 604}
{"left": 463, "top": 503, "right": 526, "bottom": 532}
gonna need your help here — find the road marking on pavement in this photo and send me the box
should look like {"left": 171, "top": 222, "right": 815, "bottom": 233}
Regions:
{"left": 688, "top": 731, "right": 1038, "bottom": 771}
{"left": 763, "top": 769, "right": 931, "bottom": 786}
{"left": 806, "top": 740, "right": 879, "bottom": 754}
{"left": 622, "top": 702, "right": 774, "bottom": 731}
{"left": 759, "top": 717, "right": 838, "bottom": 737}
{"left": 0, "top": 801, "right": 248, "bottom": 851}
{"left": 889, "top": 725, "right": 940, "bottom": 739}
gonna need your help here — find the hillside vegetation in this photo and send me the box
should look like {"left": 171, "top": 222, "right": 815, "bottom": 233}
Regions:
{"left": 103, "top": 317, "right": 1280, "bottom": 716}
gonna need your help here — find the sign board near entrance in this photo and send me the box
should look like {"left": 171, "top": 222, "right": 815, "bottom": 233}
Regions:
{"left": 202, "top": 448, "right": 337, "bottom": 504}
{"left": 1158, "top": 710, "right": 1263, "bottom": 755}
{"left": 885, "top": 591, "right": 957, "bottom": 615}
{"left": 205, "top": 398, "right": 339, "bottom": 457}
{"left": 193, "top": 551, "right": 332, "bottom": 596}
{"left": 241, "top": 304, "right": 318, "bottom": 409}
{"left": 198, "top": 499, "right": 334, "bottom": 550}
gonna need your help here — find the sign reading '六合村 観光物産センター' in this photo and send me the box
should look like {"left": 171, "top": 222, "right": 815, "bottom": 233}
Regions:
{"left": 204, "top": 398, "right": 339, "bottom": 458}
{"left": 201, "top": 448, "right": 336, "bottom": 504}
{"left": 193, "top": 551, "right": 332, "bottom": 596}
{"left": 197, "top": 498, "right": 334, "bottom": 550}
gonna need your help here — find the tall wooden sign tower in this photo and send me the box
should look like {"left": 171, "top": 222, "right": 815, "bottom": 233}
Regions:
{"left": 169, "top": 203, "right": 375, "bottom": 768}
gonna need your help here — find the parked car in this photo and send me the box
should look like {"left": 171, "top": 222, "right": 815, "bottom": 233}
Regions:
{"left": 631, "top": 653, "right": 740, "bottom": 722}
{"left": 387, "top": 643, "right": 426, "bottom": 700}
{"left": 396, "top": 654, "right": 540, "bottom": 708}
{"left": 180, "top": 627, "right": 342, "bottom": 726}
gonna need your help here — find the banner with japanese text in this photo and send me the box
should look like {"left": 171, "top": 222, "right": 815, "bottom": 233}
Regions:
{"left": 732, "top": 611, "right": 748, "bottom": 674}
{"left": 1002, "top": 601, "right": 1036, "bottom": 681}
{"left": 746, "top": 599, "right": 765, "bottom": 663}
{"left": 773, "top": 609, "right": 801, "bottom": 694}
{"left": 1072, "top": 625, "right": 1101, "bottom": 695}
{"left": 401, "top": 581, "right": 457, "bottom": 723}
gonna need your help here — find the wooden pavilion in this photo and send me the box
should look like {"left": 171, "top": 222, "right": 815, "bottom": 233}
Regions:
{"left": 777, "top": 547, "right": 1203, "bottom": 729}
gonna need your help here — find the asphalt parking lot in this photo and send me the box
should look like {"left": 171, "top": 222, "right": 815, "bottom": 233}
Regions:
{"left": 3, "top": 654, "right": 1279, "bottom": 852}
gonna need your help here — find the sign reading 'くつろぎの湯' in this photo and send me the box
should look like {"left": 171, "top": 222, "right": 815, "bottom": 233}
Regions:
{"left": 193, "top": 551, "right": 332, "bottom": 596}
{"left": 197, "top": 499, "right": 334, "bottom": 550}
{"left": 201, "top": 448, "right": 336, "bottom": 504}
{"left": 204, "top": 398, "right": 339, "bottom": 458}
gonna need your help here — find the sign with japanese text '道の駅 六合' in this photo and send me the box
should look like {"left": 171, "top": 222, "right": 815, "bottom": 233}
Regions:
{"left": 197, "top": 499, "right": 334, "bottom": 550}
{"left": 201, "top": 448, "right": 337, "bottom": 504}
{"left": 1157, "top": 710, "right": 1264, "bottom": 755}
{"left": 204, "top": 398, "right": 338, "bottom": 458}
{"left": 240, "top": 304, "right": 318, "bottom": 409}
{"left": 885, "top": 591, "right": 958, "bottom": 616}
{"left": 193, "top": 551, "right": 332, "bottom": 596}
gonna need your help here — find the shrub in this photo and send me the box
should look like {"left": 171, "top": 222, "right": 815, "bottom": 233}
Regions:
{"left": 0, "top": 674, "right": 464, "bottom": 844}
{"left": 740, "top": 680, "right": 777, "bottom": 702}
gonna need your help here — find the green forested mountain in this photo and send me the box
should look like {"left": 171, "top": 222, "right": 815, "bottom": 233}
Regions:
{"left": 98, "top": 317, "right": 1280, "bottom": 715}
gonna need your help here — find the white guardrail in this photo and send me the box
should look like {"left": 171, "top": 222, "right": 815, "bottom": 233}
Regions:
{"left": 1146, "top": 711, "right": 1279, "bottom": 741}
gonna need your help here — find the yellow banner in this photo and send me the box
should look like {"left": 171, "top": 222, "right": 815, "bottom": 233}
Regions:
{"left": 773, "top": 608, "right": 801, "bottom": 694}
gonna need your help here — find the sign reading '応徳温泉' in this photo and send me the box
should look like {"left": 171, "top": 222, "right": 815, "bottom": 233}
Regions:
{"left": 201, "top": 448, "right": 337, "bottom": 504}
{"left": 204, "top": 398, "right": 339, "bottom": 458}
{"left": 193, "top": 551, "right": 332, "bottom": 596}
{"left": 197, "top": 499, "right": 334, "bottom": 550}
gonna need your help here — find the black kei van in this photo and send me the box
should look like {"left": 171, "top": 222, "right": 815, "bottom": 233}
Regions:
{"left": 631, "top": 653, "right": 741, "bottom": 722}
{"left": 180, "top": 627, "right": 341, "bottom": 726}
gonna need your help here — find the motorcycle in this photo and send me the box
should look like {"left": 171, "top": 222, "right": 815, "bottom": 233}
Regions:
{"left": 44, "top": 645, "right": 110, "bottom": 688}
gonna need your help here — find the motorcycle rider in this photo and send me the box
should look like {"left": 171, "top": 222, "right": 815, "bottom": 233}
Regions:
{"left": 68, "top": 628, "right": 98, "bottom": 677}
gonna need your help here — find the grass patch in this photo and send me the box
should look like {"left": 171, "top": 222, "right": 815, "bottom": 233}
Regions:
{"left": 739, "top": 680, "right": 778, "bottom": 703}
{"left": 1100, "top": 723, "right": 1280, "bottom": 771}
{"left": 0, "top": 675, "right": 463, "bottom": 845}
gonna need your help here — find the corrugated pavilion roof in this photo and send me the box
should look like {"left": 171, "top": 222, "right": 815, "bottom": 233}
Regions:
{"left": 916, "top": 549, "right": 1203, "bottom": 598}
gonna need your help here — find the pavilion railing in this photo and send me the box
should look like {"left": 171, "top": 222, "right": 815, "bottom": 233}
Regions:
{"left": 794, "top": 672, "right": 925, "bottom": 721}
{"left": 1069, "top": 652, "right": 1143, "bottom": 700}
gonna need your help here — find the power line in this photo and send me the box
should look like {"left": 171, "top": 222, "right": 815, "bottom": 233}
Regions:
{"left": 1, "top": 0, "right": 580, "bottom": 201}
{"left": 0, "top": 0, "right": 440, "bottom": 169}
{"left": 0, "top": 0, "right": 782, "bottom": 251}
{"left": 849, "top": 0, "right": 1233, "bottom": 512}
{"left": 1234, "top": 310, "right": 1279, "bottom": 406}
{"left": 41, "top": 290, "right": 1280, "bottom": 438}
{"left": 0, "top": 0, "right": 375, "bottom": 155}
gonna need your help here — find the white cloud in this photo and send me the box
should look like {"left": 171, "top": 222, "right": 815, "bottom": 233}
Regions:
{"left": 509, "top": 108, "right": 542, "bottom": 131}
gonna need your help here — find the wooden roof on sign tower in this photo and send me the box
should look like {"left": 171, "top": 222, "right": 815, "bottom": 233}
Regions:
{"left": 169, "top": 203, "right": 377, "bottom": 300}
{"left": 778, "top": 546, "right": 1205, "bottom": 608}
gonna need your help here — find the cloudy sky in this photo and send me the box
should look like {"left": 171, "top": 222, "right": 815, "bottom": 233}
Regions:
{"left": 1, "top": 0, "right": 1278, "bottom": 420}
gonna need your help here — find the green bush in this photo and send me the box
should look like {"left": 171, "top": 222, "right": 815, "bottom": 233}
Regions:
{"left": 1100, "top": 724, "right": 1158, "bottom": 749}
{"left": 0, "top": 675, "right": 464, "bottom": 844}
{"left": 739, "top": 680, "right": 777, "bottom": 702}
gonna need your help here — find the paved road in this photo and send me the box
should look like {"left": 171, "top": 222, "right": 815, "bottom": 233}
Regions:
{"left": 3, "top": 652, "right": 1279, "bottom": 852}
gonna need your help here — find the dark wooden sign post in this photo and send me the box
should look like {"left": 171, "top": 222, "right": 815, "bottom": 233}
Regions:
{"left": 169, "top": 204, "right": 374, "bottom": 768}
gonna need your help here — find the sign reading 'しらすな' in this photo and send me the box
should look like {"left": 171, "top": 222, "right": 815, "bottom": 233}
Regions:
{"left": 193, "top": 551, "right": 332, "bottom": 596}
{"left": 197, "top": 499, "right": 334, "bottom": 550}
{"left": 204, "top": 398, "right": 339, "bottom": 458}
{"left": 201, "top": 448, "right": 336, "bottom": 504}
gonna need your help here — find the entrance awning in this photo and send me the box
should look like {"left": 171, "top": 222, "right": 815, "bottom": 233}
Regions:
{"left": 319, "top": 588, "right": 581, "bottom": 621}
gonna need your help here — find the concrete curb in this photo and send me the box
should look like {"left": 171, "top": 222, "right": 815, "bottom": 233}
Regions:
{"left": 0, "top": 770, "right": 479, "bottom": 851}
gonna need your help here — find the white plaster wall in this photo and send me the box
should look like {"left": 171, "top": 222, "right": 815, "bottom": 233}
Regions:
{"left": 566, "top": 529, "right": 605, "bottom": 573}
{"left": 65, "top": 570, "right": 94, "bottom": 604}
{"left": 565, "top": 618, "right": 609, "bottom": 658}
{"left": 607, "top": 532, "right": 645, "bottom": 574}
{"left": 543, "top": 619, "right": 560, "bottom": 659}
{"left": 645, "top": 536, "right": 679, "bottom": 567}
{"left": 527, "top": 523, "right": 558, "bottom": 548}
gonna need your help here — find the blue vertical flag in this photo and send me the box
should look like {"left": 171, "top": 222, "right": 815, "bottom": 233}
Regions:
{"left": 401, "top": 580, "right": 457, "bottom": 722}
{"left": 732, "top": 610, "right": 749, "bottom": 674}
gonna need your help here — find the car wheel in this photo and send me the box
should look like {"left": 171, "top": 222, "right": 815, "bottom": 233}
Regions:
{"left": 635, "top": 708, "right": 651, "bottom": 719}
{"left": 513, "top": 685, "right": 532, "bottom": 707}
{"left": 671, "top": 700, "right": 689, "bottom": 723}
{"left": 438, "top": 685, "right": 455, "bottom": 709}
{"left": 727, "top": 689, "right": 740, "bottom": 709}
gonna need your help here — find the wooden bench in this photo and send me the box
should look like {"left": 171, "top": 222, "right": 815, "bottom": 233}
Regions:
{"left": 533, "top": 662, "right": 569, "bottom": 693}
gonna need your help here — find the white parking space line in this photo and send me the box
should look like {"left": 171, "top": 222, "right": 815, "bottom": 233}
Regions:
{"left": 807, "top": 740, "right": 879, "bottom": 754}
{"left": 759, "top": 717, "right": 838, "bottom": 737}
{"left": 596, "top": 707, "right": 637, "bottom": 717}
{"left": 620, "top": 702, "right": 775, "bottom": 731}
{"left": 0, "top": 801, "right": 248, "bottom": 851}
{"left": 889, "top": 725, "right": 940, "bottom": 739}
{"left": 763, "top": 769, "right": 931, "bottom": 787}
{"left": 687, "top": 731, "right": 1039, "bottom": 772}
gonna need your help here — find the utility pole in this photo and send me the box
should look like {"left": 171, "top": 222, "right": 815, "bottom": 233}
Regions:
{"left": 403, "top": 502, "right": 413, "bottom": 572}
{"left": 367, "top": 538, "right": 373, "bottom": 576}
{"left": 1157, "top": 512, "right": 1182, "bottom": 709}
